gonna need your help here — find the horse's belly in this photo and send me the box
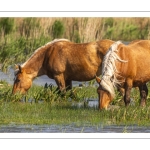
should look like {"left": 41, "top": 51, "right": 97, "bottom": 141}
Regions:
{"left": 68, "top": 69, "right": 100, "bottom": 81}
{"left": 133, "top": 79, "right": 150, "bottom": 87}
{"left": 71, "top": 75, "right": 94, "bottom": 81}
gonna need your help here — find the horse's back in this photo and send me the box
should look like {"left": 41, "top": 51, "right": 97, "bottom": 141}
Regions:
{"left": 129, "top": 40, "right": 150, "bottom": 48}
{"left": 117, "top": 40, "right": 150, "bottom": 86}
{"left": 118, "top": 40, "right": 150, "bottom": 56}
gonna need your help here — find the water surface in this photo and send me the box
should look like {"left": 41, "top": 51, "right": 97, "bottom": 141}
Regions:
{"left": 1, "top": 124, "right": 150, "bottom": 133}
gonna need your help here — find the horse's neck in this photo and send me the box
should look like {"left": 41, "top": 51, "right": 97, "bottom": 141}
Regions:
{"left": 22, "top": 49, "right": 46, "bottom": 78}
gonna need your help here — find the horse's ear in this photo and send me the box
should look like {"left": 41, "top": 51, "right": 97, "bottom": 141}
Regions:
{"left": 95, "top": 76, "right": 101, "bottom": 84}
{"left": 18, "top": 65, "right": 22, "bottom": 73}
{"left": 14, "top": 64, "right": 19, "bottom": 70}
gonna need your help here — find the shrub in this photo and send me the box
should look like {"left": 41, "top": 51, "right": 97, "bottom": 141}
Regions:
{"left": 52, "top": 20, "right": 65, "bottom": 39}
{"left": 0, "top": 18, "right": 14, "bottom": 36}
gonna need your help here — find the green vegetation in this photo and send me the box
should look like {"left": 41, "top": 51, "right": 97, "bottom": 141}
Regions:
{"left": 0, "top": 80, "right": 150, "bottom": 127}
{"left": 52, "top": 20, "right": 65, "bottom": 38}
{"left": 1, "top": 17, "right": 150, "bottom": 128}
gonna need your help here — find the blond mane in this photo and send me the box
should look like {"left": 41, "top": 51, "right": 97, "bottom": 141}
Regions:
{"left": 100, "top": 41, "right": 127, "bottom": 98}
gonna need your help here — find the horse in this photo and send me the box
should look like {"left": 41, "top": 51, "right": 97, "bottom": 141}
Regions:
{"left": 96, "top": 40, "right": 150, "bottom": 110}
{"left": 12, "top": 38, "right": 116, "bottom": 95}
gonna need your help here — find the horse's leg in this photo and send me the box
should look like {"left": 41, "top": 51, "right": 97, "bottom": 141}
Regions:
{"left": 66, "top": 80, "right": 77, "bottom": 98}
{"left": 139, "top": 84, "right": 148, "bottom": 107}
{"left": 54, "top": 74, "right": 66, "bottom": 94}
{"left": 65, "top": 80, "right": 75, "bottom": 98}
{"left": 117, "top": 87, "right": 124, "bottom": 96}
{"left": 65, "top": 80, "right": 72, "bottom": 91}
{"left": 124, "top": 79, "right": 133, "bottom": 106}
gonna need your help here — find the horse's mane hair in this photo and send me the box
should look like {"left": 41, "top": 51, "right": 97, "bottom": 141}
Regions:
{"left": 45, "top": 38, "right": 70, "bottom": 47}
{"left": 21, "top": 39, "right": 70, "bottom": 68}
{"left": 100, "top": 41, "right": 127, "bottom": 98}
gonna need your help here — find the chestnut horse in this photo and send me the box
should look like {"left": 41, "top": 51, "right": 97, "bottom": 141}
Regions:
{"left": 12, "top": 39, "right": 115, "bottom": 94}
{"left": 96, "top": 40, "right": 150, "bottom": 110}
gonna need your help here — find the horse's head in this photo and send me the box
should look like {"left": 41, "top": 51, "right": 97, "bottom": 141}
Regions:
{"left": 12, "top": 65, "right": 33, "bottom": 94}
{"left": 96, "top": 76, "right": 113, "bottom": 110}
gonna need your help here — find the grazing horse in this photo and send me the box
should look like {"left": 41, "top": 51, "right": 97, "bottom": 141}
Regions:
{"left": 96, "top": 40, "right": 150, "bottom": 110}
{"left": 12, "top": 39, "right": 115, "bottom": 94}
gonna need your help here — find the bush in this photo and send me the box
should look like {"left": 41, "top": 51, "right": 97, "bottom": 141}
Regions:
{"left": 0, "top": 18, "right": 14, "bottom": 36}
{"left": 52, "top": 20, "right": 65, "bottom": 39}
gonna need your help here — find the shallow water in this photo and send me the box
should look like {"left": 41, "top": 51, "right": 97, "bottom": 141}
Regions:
{"left": 0, "top": 124, "right": 150, "bottom": 133}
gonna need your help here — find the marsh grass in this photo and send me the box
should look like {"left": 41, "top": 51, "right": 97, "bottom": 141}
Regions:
{"left": 0, "top": 80, "right": 150, "bottom": 127}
